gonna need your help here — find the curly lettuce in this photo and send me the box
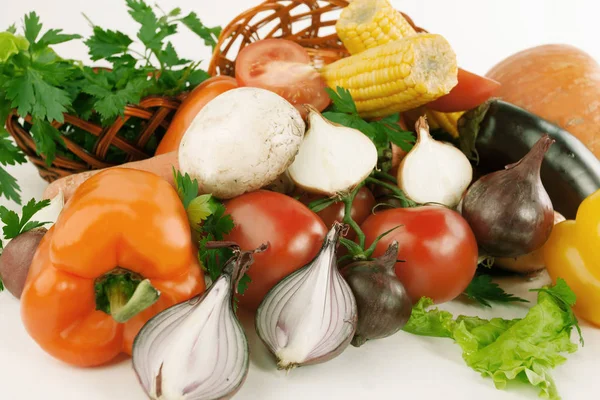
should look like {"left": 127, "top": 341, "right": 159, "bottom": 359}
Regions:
{"left": 403, "top": 279, "right": 582, "bottom": 400}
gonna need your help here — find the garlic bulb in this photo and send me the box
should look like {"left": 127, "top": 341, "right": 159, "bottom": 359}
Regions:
{"left": 398, "top": 117, "right": 472, "bottom": 207}
{"left": 255, "top": 222, "right": 357, "bottom": 370}
{"left": 288, "top": 106, "right": 378, "bottom": 195}
{"left": 133, "top": 245, "right": 263, "bottom": 400}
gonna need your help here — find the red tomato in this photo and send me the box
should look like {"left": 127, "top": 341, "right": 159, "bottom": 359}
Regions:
{"left": 299, "top": 187, "right": 376, "bottom": 240}
{"left": 361, "top": 206, "right": 478, "bottom": 304}
{"left": 235, "top": 39, "right": 330, "bottom": 118}
{"left": 427, "top": 68, "right": 501, "bottom": 113}
{"left": 156, "top": 76, "right": 238, "bottom": 155}
{"left": 224, "top": 190, "right": 328, "bottom": 311}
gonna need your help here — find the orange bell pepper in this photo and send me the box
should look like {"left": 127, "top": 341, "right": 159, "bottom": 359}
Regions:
{"left": 21, "top": 168, "right": 205, "bottom": 367}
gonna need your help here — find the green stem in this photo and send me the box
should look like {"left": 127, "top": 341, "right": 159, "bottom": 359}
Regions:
{"left": 342, "top": 183, "right": 366, "bottom": 249}
{"left": 95, "top": 269, "right": 160, "bottom": 323}
{"left": 372, "top": 171, "right": 398, "bottom": 185}
{"left": 366, "top": 177, "right": 417, "bottom": 207}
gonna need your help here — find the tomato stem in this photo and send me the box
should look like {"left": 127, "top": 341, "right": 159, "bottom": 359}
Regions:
{"left": 372, "top": 171, "right": 398, "bottom": 185}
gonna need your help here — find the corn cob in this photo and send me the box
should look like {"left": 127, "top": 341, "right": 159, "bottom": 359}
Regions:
{"left": 335, "top": 0, "right": 462, "bottom": 132}
{"left": 321, "top": 33, "right": 458, "bottom": 119}
{"left": 336, "top": 0, "right": 417, "bottom": 55}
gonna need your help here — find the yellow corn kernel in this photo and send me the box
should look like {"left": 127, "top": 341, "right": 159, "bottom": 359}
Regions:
{"left": 321, "top": 33, "right": 458, "bottom": 119}
{"left": 336, "top": 0, "right": 417, "bottom": 55}
{"left": 426, "top": 110, "right": 464, "bottom": 138}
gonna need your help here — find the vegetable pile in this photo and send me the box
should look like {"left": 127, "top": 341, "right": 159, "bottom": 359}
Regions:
{"left": 1, "top": 0, "right": 600, "bottom": 399}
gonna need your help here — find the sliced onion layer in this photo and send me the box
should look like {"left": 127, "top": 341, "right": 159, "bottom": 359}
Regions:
{"left": 256, "top": 223, "right": 357, "bottom": 369}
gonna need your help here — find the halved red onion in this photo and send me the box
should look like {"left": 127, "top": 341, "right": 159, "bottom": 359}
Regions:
{"left": 255, "top": 223, "right": 357, "bottom": 369}
{"left": 133, "top": 246, "right": 262, "bottom": 400}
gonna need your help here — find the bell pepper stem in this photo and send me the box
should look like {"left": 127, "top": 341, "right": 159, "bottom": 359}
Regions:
{"left": 107, "top": 279, "right": 160, "bottom": 323}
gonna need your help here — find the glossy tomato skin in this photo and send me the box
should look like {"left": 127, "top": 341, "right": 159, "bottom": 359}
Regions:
{"left": 224, "top": 190, "right": 328, "bottom": 311}
{"left": 427, "top": 68, "right": 501, "bottom": 113}
{"left": 361, "top": 206, "right": 478, "bottom": 304}
{"left": 155, "top": 76, "right": 238, "bottom": 155}
{"left": 235, "top": 39, "right": 330, "bottom": 118}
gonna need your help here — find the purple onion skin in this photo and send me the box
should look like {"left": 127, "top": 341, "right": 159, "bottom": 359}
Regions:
{"left": 341, "top": 242, "right": 412, "bottom": 347}
{"left": 460, "top": 135, "right": 555, "bottom": 258}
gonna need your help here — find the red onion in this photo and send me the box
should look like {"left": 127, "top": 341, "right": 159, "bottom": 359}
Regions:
{"left": 460, "top": 135, "right": 555, "bottom": 257}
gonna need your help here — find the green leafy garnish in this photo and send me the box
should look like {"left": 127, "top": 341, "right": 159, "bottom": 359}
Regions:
{"left": 0, "top": 1, "right": 221, "bottom": 203}
{"left": 323, "top": 87, "right": 415, "bottom": 171}
{"left": 404, "top": 279, "right": 582, "bottom": 400}
{"left": 463, "top": 274, "right": 529, "bottom": 307}
{"left": 172, "top": 169, "right": 249, "bottom": 294}
{"left": 0, "top": 198, "right": 50, "bottom": 243}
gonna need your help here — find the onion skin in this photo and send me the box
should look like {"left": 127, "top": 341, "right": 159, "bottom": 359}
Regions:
{"left": 0, "top": 228, "right": 46, "bottom": 298}
{"left": 341, "top": 241, "right": 412, "bottom": 347}
{"left": 461, "top": 135, "right": 555, "bottom": 257}
{"left": 495, "top": 211, "right": 566, "bottom": 273}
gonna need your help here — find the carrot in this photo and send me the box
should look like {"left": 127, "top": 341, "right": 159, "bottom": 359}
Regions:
{"left": 486, "top": 44, "right": 600, "bottom": 158}
{"left": 43, "top": 151, "right": 179, "bottom": 201}
{"left": 155, "top": 76, "right": 238, "bottom": 155}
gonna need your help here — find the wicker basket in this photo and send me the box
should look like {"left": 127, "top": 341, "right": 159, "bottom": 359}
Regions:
{"left": 7, "top": 0, "right": 422, "bottom": 183}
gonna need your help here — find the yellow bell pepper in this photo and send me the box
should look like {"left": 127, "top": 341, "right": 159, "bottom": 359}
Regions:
{"left": 543, "top": 189, "right": 600, "bottom": 326}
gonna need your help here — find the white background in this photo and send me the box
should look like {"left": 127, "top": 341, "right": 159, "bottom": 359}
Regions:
{"left": 1, "top": 1, "right": 600, "bottom": 399}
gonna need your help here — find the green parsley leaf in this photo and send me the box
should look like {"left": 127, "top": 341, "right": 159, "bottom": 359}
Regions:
{"left": 7, "top": 24, "right": 17, "bottom": 34}
{"left": 34, "top": 29, "right": 81, "bottom": 50}
{"left": 84, "top": 77, "right": 151, "bottom": 122}
{"left": 187, "top": 194, "right": 219, "bottom": 228}
{"left": 173, "top": 168, "right": 199, "bottom": 210}
{"left": 0, "top": 132, "right": 27, "bottom": 166}
{"left": 181, "top": 12, "right": 221, "bottom": 50}
{"left": 376, "top": 114, "right": 415, "bottom": 152}
{"left": 325, "top": 86, "right": 357, "bottom": 114}
{"left": 168, "top": 7, "right": 182, "bottom": 17}
{"left": 237, "top": 274, "right": 252, "bottom": 296}
{"left": 30, "top": 119, "right": 65, "bottom": 166}
{"left": 463, "top": 274, "right": 529, "bottom": 307}
{"left": 157, "top": 42, "right": 189, "bottom": 67}
{"left": 201, "top": 202, "right": 234, "bottom": 241}
{"left": 24, "top": 12, "right": 42, "bottom": 44}
{"left": 0, "top": 167, "right": 21, "bottom": 205}
{"left": 5, "top": 69, "right": 71, "bottom": 123}
{"left": 85, "top": 27, "right": 133, "bottom": 61}
{"left": 0, "top": 198, "right": 50, "bottom": 240}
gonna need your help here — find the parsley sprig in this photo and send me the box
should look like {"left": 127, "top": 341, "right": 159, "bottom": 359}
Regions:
{"left": 0, "top": 0, "right": 220, "bottom": 204}
{"left": 323, "top": 87, "right": 415, "bottom": 172}
{"left": 173, "top": 170, "right": 251, "bottom": 294}
{"left": 463, "top": 274, "right": 529, "bottom": 307}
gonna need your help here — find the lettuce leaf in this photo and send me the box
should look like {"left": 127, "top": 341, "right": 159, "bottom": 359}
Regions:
{"left": 403, "top": 279, "right": 582, "bottom": 400}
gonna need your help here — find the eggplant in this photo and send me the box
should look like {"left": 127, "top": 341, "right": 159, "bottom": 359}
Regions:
{"left": 459, "top": 99, "right": 600, "bottom": 219}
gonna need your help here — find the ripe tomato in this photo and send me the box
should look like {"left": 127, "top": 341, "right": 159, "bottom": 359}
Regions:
{"left": 155, "top": 76, "right": 238, "bottom": 155}
{"left": 235, "top": 39, "right": 330, "bottom": 118}
{"left": 427, "top": 68, "right": 501, "bottom": 113}
{"left": 361, "top": 206, "right": 478, "bottom": 304}
{"left": 299, "top": 187, "right": 376, "bottom": 240}
{"left": 224, "top": 190, "right": 328, "bottom": 311}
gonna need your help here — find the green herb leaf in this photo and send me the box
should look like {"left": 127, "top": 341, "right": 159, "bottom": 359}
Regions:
{"left": 181, "top": 12, "right": 221, "bottom": 50}
{"left": 30, "top": 119, "right": 65, "bottom": 166}
{"left": 35, "top": 29, "right": 81, "bottom": 49}
{"left": 24, "top": 12, "right": 43, "bottom": 44}
{"left": 5, "top": 69, "right": 70, "bottom": 123}
{"left": 85, "top": 27, "right": 133, "bottom": 61}
{"left": 198, "top": 201, "right": 236, "bottom": 287}
{"left": 463, "top": 275, "right": 529, "bottom": 307}
{"left": 325, "top": 87, "right": 357, "bottom": 114}
{"left": 84, "top": 77, "right": 151, "bottom": 122}
{"left": 237, "top": 274, "right": 251, "bottom": 296}
{"left": 0, "top": 198, "right": 50, "bottom": 240}
{"left": 187, "top": 194, "right": 219, "bottom": 228}
{"left": 157, "top": 42, "right": 189, "bottom": 67}
{"left": 7, "top": 24, "right": 17, "bottom": 34}
{"left": 0, "top": 167, "right": 22, "bottom": 204}
{"left": 173, "top": 168, "right": 199, "bottom": 210}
